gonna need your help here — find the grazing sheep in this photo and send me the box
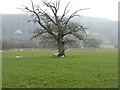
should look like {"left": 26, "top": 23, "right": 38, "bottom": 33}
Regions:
{"left": 53, "top": 53, "right": 65, "bottom": 57}
{"left": 20, "top": 49, "right": 23, "bottom": 51}
{"left": 53, "top": 53, "right": 59, "bottom": 57}
{"left": 15, "top": 56, "right": 23, "bottom": 59}
{"left": 61, "top": 55, "right": 65, "bottom": 57}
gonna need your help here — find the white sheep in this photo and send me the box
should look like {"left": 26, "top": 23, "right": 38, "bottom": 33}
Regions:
{"left": 61, "top": 55, "right": 65, "bottom": 57}
{"left": 53, "top": 53, "right": 65, "bottom": 57}
{"left": 15, "top": 56, "right": 23, "bottom": 59}
{"left": 53, "top": 53, "right": 59, "bottom": 57}
{"left": 20, "top": 49, "right": 23, "bottom": 51}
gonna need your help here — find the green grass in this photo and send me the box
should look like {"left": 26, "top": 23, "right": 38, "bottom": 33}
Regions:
{"left": 100, "top": 44, "right": 114, "bottom": 48}
{"left": 2, "top": 49, "right": 118, "bottom": 88}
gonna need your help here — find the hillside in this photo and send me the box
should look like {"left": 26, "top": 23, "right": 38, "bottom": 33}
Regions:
{"left": 1, "top": 14, "right": 118, "bottom": 44}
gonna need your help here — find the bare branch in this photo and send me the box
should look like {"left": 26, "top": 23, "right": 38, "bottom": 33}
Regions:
{"left": 72, "top": 32, "right": 85, "bottom": 41}
{"left": 25, "top": 6, "right": 58, "bottom": 40}
{"left": 60, "top": 1, "right": 71, "bottom": 21}
{"left": 30, "top": 0, "right": 35, "bottom": 11}
{"left": 42, "top": 0, "right": 59, "bottom": 23}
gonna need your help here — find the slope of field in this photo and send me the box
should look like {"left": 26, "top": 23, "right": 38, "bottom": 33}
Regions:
{"left": 2, "top": 49, "right": 118, "bottom": 88}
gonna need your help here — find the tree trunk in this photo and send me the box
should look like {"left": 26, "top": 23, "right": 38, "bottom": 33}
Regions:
{"left": 57, "top": 36, "right": 65, "bottom": 57}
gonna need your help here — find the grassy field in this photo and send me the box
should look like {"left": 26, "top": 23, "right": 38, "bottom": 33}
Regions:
{"left": 2, "top": 49, "right": 118, "bottom": 88}
{"left": 100, "top": 44, "right": 115, "bottom": 48}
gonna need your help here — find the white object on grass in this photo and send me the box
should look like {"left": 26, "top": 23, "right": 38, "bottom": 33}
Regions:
{"left": 61, "top": 55, "right": 65, "bottom": 57}
{"left": 20, "top": 49, "right": 23, "bottom": 51}
{"left": 53, "top": 53, "right": 59, "bottom": 57}
{"left": 15, "top": 56, "right": 23, "bottom": 59}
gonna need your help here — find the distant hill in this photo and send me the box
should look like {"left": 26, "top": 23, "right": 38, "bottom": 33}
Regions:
{"left": 2, "top": 14, "right": 35, "bottom": 39}
{"left": 1, "top": 14, "right": 118, "bottom": 44}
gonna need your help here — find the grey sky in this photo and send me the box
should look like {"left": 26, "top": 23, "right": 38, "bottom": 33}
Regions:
{"left": 0, "top": 0, "right": 119, "bottom": 20}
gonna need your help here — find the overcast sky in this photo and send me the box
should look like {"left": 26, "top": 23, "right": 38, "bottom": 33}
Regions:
{"left": 0, "top": 0, "right": 119, "bottom": 20}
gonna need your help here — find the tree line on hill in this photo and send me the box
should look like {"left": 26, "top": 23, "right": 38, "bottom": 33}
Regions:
{"left": 2, "top": 37, "right": 103, "bottom": 50}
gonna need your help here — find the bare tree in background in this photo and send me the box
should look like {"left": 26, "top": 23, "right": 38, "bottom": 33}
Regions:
{"left": 22, "top": 0, "right": 88, "bottom": 57}
{"left": 83, "top": 38, "right": 102, "bottom": 48}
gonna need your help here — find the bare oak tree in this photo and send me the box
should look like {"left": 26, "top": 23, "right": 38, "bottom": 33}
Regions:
{"left": 22, "top": 0, "right": 88, "bottom": 57}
